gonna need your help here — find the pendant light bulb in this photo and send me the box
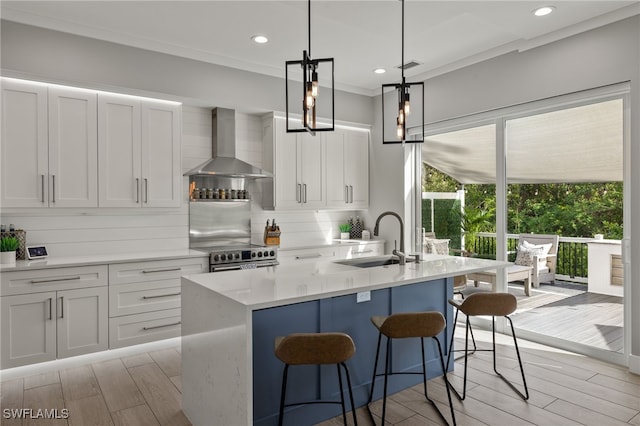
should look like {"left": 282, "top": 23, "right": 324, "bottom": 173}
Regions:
{"left": 398, "top": 108, "right": 404, "bottom": 125}
{"left": 396, "top": 122, "right": 404, "bottom": 139}
{"left": 403, "top": 89, "right": 411, "bottom": 115}
{"left": 306, "top": 82, "right": 315, "bottom": 109}
{"left": 311, "top": 69, "right": 319, "bottom": 98}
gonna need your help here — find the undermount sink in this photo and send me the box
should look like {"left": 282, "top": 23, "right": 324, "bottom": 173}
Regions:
{"left": 334, "top": 255, "right": 413, "bottom": 269}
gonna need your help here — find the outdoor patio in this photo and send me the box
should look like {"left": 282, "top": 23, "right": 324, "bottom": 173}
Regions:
{"left": 458, "top": 279, "right": 624, "bottom": 353}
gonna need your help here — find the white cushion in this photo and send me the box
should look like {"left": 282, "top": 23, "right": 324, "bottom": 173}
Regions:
{"left": 521, "top": 240, "right": 553, "bottom": 256}
{"left": 514, "top": 244, "right": 544, "bottom": 267}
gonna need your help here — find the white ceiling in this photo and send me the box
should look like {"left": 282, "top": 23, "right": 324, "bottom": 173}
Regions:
{"left": 1, "top": 1, "right": 639, "bottom": 96}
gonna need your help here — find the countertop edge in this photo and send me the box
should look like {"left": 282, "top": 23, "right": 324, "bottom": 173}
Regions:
{"left": 0, "top": 249, "right": 209, "bottom": 272}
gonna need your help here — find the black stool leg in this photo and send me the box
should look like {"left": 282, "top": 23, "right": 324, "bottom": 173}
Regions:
{"left": 278, "top": 364, "right": 289, "bottom": 426}
{"left": 447, "top": 317, "right": 471, "bottom": 401}
{"left": 341, "top": 362, "right": 358, "bottom": 426}
{"left": 336, "top": 364, "right": 347, "bottom": 425}
{"left": 447, "top": 307, "right": 477, "bottom": 365}
{"left": 492, "top": 316, "right": 529, "bottom": 400}
{"left": 420, "top": 337, "right": 457, "bottom": 426}
{"left": 381, "top": 337, "right": 392, "bottom": 425}
{"left": 367, "top": 332, "right": 383, "bottom": 425}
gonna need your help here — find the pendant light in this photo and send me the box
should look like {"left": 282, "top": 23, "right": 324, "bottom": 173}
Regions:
{"left": 382, "top": 0, "right": 424, "bottom": 144}
{"left": 285, "top": 0, "right": 334, "bottom": 134}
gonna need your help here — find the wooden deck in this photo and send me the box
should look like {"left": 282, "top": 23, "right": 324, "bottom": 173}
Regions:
{"left": 460, "top": 280, "right": 624, "bottom": 353}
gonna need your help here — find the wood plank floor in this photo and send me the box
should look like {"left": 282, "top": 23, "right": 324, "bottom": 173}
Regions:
{"left": 1, "top": 330, "right": 638, "bottom": 426}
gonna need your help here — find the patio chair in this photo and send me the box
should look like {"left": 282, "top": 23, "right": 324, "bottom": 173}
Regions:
{"left": 516, "top": 234, "right": 559, "bottom": 288}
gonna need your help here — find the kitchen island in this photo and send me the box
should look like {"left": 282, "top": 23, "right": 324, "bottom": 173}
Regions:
{"left": 181, "top": 254, "right": 508, "bottom": 426}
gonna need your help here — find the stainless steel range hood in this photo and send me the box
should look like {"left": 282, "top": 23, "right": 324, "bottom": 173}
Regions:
{"left": 184, "top": 108, "right": 272, "bottom": 178}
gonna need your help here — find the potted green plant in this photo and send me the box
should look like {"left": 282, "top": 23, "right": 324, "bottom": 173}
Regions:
{"left": 0, "top": 236, "right": 20, "bottom": 265}
{"left": 339, "top": 223, "right": 351, "bottom": 240}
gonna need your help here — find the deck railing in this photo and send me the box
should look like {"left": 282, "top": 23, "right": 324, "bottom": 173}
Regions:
{"left": 467, "top": 233, "right": 592, "bottom": 283}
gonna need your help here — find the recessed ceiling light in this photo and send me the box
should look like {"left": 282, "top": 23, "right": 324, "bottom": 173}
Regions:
{"left": 533, "top": 6, "right": 555, "bottom": 17}
{"left": 251, "top": 35, "right": 269, "bottom": 44}
{"left": 373, "top": 68, "right": 386, "bottom": 74}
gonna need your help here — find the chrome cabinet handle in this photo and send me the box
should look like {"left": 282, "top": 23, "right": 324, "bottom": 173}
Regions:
{"left": 303, "top": 184, "right": 307, "bottom": 203}
{"left": 345, "top": 185, "right": 348, "bottom": 203}
{"left": 144, "top": 178, "right": 149, "bottom": 203}
{"left": 142, "top": 292, "right": 181, "bottom": 300}
{"left": 31, "top": 276, "right": 81, "bottom": 284}
{"left": 51, "top": 175, "right": 56, "bottom": 203}
{"left": 136, "top": 178, "right": 140, "bottom": 203}
{"left": 355, "top": 249, "right": 373, "bottom": 254}
{"left": 143, "top": 321, "right": 181, "bottom": 331}
{"left": 350, "top": 185, "right": 353, "bottom": 203}
{"left": 142, "top": 267, "right": 182, "bottom": 274}
{"left": 296, "top": 183, "right": 302, "bottom": 203}
{"left": 41, "top": 175, "right": 46, "bottom": 203}
{"left": 59, "top": 296, "right": 64, "bottom": 319}
{"left": 48, "top": 297, "right": 52, "bottom": 320}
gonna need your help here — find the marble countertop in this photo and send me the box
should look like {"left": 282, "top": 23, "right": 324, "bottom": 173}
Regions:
{"left": 182, "top": 254, "right": 509, "bottom": 310}
{"left": 0, "top": 249, "right": 209, "bottom": 272}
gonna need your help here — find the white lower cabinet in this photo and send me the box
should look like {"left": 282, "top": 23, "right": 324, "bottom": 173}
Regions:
{"left": 0, "top": 271, "right": 108, "bottom": 369}
{"left": 107, "top": 257, "right": 208, "bottom": 349}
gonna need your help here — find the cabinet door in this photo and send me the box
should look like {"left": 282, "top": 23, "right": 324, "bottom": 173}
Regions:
{"left": 274, "top": 118, "right": 302, "bottom": 209}
{"left": 48, "top": 87, "right": 98, "bottom": 207}
{"left": 98, "top": 94, "right": 142, "bottom": 207}
{"left": 57, "top": 286, "right": 108, "bottom": 359}
{"left": 141, "top": 102, "right": 181, "bottom": 207}
{"left": 0, "top": 292, "right": 57, "bottom": 369}
{"left": 345, "top": 130, "right": 369, "bottom": 208}
{"left": 324, "top": 132, "right": 347, "bottom": 208}
{"left": 0, "top": 80, "right": 49, "bottom": 207}
{"left": 299, "top": 132, "right": 325, "bottom": 208}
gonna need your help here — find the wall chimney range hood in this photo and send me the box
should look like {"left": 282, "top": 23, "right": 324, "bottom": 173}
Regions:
{"left": 184, "top": 108, "right": 272, "bottom": 179}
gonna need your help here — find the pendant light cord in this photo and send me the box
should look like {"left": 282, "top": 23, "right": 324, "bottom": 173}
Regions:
{"left": 401, "top": 0, "right": 404, "bottom": 81}
{"left": 308, "top": 0, "right": 312, "bottom": 58}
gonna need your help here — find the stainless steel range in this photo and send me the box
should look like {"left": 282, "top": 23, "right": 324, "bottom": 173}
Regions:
{"left": 208, "top": 245, "right": 277, "bottom": 272}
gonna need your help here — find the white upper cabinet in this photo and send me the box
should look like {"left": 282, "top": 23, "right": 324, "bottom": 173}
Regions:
{"left": 263, "top": 114, "right": 369, "bottom": 211}
{"left": 325, "top": 128, "right": 370, "bottom": 209}
{"left": 98, "top": 94, "right": 181, "bottom": 208}
{"left": 141, "top": 103, "right": 181, "bottom": 207}
{"left": 1, "top": 81, "right": 98, "bottom": 208}
{"left": 48, "top": 87, "right": 98, "bottom": 207}
{"left": 268, "top": 117, "right": 325, "bottom": 210}
{"left": 1, "top": 80, "right": 49, "bottom": 207}
{"left": 1, "top": 79, "right": 181, "bottom": 209}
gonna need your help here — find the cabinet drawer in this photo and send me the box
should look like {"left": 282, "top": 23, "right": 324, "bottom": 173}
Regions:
{"left": 109, "top": 308, "right": 181, "bottom": 349}
{"left": 109, "top": 257, "right": 207, "bottom": 285}
{"left": 278, "top": 247, "right": 337, "bottom": 265}
{"left": 109, "top": 281, "right": 181, "bottom": 317}
{"left": 0, "top": 265, "right": 108, "bottom": 296}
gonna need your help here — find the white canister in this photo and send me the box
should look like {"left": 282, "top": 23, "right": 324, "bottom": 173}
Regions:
{"left": 361, "top": 230, "right": 371, "bottom": 240}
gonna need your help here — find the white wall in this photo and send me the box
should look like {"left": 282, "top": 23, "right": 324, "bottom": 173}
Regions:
{"left": 0, "top": 20, "right": 374, "bottom": 124}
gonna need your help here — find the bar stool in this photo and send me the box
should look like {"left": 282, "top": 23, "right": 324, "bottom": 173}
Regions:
{"left": 446, "top": 292, "right": 529, "bottom": 401}
{"left": 274, "top": 332, "right": 358, "bottom": 426}
{"left": 367, "top": 312, "right": 456, "bottom": 426}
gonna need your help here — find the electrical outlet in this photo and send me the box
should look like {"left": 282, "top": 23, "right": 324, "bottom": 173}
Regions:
{"left": 356, "top": 291, "right": 371, "bottom": 303}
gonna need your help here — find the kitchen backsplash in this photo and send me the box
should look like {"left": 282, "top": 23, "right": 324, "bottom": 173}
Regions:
{"left": 0, "top": 106, "right": 362, "bottom": 257}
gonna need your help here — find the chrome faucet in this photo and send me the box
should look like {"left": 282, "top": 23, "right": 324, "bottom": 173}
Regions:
{"left": 373, "top": 211, "right": 406, "bottom": 265}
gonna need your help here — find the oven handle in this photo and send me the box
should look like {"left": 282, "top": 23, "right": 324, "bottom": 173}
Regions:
{"left": 211, "top": 264, "right": 243, "bottom": 272}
